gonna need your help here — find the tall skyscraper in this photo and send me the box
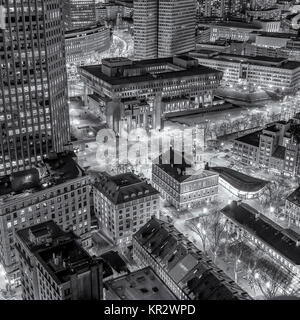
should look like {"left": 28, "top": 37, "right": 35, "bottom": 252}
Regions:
{"left": 133, "top": 0, "right": 158, "bottom": 60}
{"left": 158, "top": 0, "right": 196, "bottom": 58}
{"left": 134, "top": 0, "right": 196, "bottom": 60}
{"left": 64, "top": 0, "right": 97, "bottom": 31}
{"left": 0, "top": 0, "right": 70, "bottom": 177}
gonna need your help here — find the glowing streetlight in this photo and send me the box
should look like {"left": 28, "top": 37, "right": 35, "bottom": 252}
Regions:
{"left": 266, "top": 281, "right": 271, "bottom": 289}
{"left": 254, "top": 272, "right": 260, "bottom": 280}
{"left": 270, "top": 206, "right": 275, "bottom": 214}
{"left": 203, "top": 207, "right": 208, "bottom": 214}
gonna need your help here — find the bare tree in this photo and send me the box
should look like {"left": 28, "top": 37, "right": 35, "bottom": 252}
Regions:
{"left": 227, "top": 240, "right": 245, "bottom": 283}
{"left": 246, "top": 242, "right": 295, "bottom": 299}
{"left": 185, "top": 215, "right": 211, "bottom": 254}
{"left": 259, "top": 180, "right": 285, "bottom": 210}
{"left": 231, "top": 119, "right": 241, "bottom": 134}
{"left": 208, "top": 211, "right": 226, "bottom": 263}
{"left": 251, "top": 265, "right": 291, "bottom": 300}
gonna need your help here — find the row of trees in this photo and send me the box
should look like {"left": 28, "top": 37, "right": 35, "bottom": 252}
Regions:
{"left": 185, "top": 211, "right": 226, "bottom": 263}
{"left": 185, "top": 212, "right": 300, "bottom": 299}
{"left": 226, "top": 240, "right": 299, "bottom": 299}
{"left": 204, "top": 112, "right": 273, "bottom": 141}
{"left": 259, "top": 178, "right": 297, "bottom": 222}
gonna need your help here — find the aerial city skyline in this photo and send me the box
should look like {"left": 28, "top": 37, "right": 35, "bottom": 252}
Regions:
{"left": 0, "top": 0, "right": 300, "bottom": 303}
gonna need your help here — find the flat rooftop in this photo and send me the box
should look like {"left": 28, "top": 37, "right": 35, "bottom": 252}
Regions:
{"left": 104, "top": 266, "right": 177, "bottom": 300}
{"left": 17, "top": 221, "right": 97, "bottom": 285}
{"left": 0, "top": 152, "right": 85, "bottom": 203}
{"left": 221, "top": 202, "right": 300, "bottom": 265}
{"left": 197, "top": 52, "right": 300, "bottom": 69}
{"left": 79, "top": 56, "right": 222, "bottom": 86}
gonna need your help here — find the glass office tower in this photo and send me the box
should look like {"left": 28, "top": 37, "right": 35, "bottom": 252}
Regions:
{"left": 0, "top": 0, "right": 70, "bottom": 176}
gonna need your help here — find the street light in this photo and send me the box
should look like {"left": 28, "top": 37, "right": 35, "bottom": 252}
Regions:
{"left": 254, "top": 272, "right": 260, "bottom": 280}
{"left": 203, "top": 207, "right": 208, "bottom": 214}
{"left": 270, "top": 206, "right": 275, "bottom": 214}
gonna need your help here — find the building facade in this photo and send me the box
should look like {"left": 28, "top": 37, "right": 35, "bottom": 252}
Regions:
{"left": 200, "top": 21, "right": 262, "bottom": 42}
{"left": 204, "top": 0, "right": 248, "bottom": 18}
{"left": 0, "top": 0, "right": 70, "bottom": 177}
{"left": 232, "top": 120, "right": 300, "bottom": 177}
{"left": 65, "top": 25, "right": 111, "bottom": 65}
{"left": 134, "top": 0, "right": 196, "bottom": 60}
{"left": 221, "top": 201, "right": 300, "bottom": 293}
{"left": 133, "top": 0, "right": 158, "bottom": 60}
{"left": 15, "top": 221, "right": 103, "bottom": 300}
{"left": 152, "top": 151, "right": 219, "bottom": 210}
{"left": 285, "top": 186, "right": 300, "bottom": 228}
{"left": 158, "top": 0, "right": 196, "bottom": 58}
{"left": 246, "top": 8, "right": 282, "bottom": 21}
{"left": 0, "top": 153, "right": 91, "bottom": 284}
{"left": 63, "top": 0, "right": 96, "bottom": 31}
{"left": 191, "top": 52, "right": 300, "bottom": 92}
{"left": 79, "top": 56, "right": 222, "bottom": 133}
{"left": 93, "top": 172, "right": 160, "bottom": 247}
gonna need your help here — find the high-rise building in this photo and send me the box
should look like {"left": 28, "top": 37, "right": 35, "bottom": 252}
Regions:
{"left": 133, "top": 0, "right": 158, "bottom": 60}
{"left": 0, "top": 0, "right": 70, "bottom": 177}
{"left": 158, "top": 0, "right": 196, "bottom": 57}
{"left": 0, "top": 152, "right": 92, "bottom": 284}
{"left": 63, "top": 0, "right": 97, "bottom": 31}
{"left": 133, "top": 0, "right": 196, "bottom": 59}
{"left": 16, "top": 220, "right": 103, "bottom": 300}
